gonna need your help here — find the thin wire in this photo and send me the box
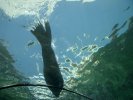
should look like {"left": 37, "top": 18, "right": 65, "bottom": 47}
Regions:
{"left": 0, "top": 83, "right": 93, "bottom": 100}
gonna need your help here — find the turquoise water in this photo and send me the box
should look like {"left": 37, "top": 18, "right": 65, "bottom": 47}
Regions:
{"left": 0, "top": 0, "right": 133, "bottom": 100}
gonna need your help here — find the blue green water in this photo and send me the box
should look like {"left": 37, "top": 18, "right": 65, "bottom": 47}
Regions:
{"left": 0, "top": 0, "right": 133, "bottom": 100}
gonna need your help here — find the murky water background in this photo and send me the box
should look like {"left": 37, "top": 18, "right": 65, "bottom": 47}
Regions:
{"left": 0, "top": 0, "right": 133, "bottom": 100}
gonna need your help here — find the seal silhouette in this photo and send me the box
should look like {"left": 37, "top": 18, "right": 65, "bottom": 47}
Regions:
{"left": 31, "top": 21, "right": 64, "bottom": 97}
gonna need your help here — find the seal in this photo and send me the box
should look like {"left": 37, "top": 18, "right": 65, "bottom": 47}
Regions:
{"left": 31, "top": 21, "right": 64, "bottom": 97}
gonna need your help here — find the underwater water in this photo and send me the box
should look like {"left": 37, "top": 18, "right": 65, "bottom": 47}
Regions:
{"left": 0, "top": 0, "right": 133, "bottom": 100}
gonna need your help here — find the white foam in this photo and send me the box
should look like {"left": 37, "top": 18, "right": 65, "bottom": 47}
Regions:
{"left": 0, "top": 0, "right": 59, "bottom": 18}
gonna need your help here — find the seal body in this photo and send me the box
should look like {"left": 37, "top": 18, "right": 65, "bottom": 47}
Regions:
{"left": 31, "top": 21, "right": 64, "bottom": 97}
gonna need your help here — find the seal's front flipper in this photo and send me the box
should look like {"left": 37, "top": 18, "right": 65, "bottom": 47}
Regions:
{"left": 31, "top": 23, "right": 45, "bottom": 39}
{"left": 31, "top": 21, "right": 52, "bottom": 46}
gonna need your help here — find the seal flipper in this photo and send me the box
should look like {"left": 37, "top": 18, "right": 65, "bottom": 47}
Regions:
{"left": 31, "top": 23, "right": 46, "bottom": 44}
{"left": 31, "top": 21, "right": 64, "bottom": 97}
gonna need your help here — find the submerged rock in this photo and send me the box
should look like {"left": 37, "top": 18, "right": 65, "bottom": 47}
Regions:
{"left": 59, "top": 17, "right": 133, "bottom": 100}
{"left": 0, "top": 41, "right": 35, "bottom": 100}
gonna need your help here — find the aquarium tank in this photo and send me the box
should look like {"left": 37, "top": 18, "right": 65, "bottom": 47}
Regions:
{"left": 0, "top": 0, "right": 133, "bottom": 100}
